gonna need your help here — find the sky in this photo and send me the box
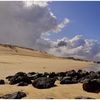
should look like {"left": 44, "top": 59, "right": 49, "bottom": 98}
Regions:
{"left": 0, "top": 1, "right": 100, "bottom": 61}
{"left": 49, "top": 1, "right": 100, "bottom": 42}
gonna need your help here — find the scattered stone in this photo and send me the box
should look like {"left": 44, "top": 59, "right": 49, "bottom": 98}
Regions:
{"left": 0, "top": 91, "right": 26, "bottom": 99}
{"left": 32, "top": 77, "right": 56, "bottom": 89}
{"left": 0, "top": 79, "right": 5, "bottom": 85}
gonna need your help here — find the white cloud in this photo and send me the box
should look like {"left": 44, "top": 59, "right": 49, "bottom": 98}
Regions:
{"left": 54, "top": 18, "right": 70, "bottom": 32}
{"left": 47, "top": 35, "right": 100, "bottom": 61}
{"left": 24, "top": 1, "right": 49, "bottom": 7}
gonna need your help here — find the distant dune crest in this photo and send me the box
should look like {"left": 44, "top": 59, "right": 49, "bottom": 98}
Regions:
{"left": 0, "top": 43, "right": 99, "bottom": 63}
{"left": 0, "top": 44, "right": 55, "bottom": 58}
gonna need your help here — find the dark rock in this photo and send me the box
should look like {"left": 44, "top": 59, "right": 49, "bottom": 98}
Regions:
{"left": 0, "top": 79, "right": 5, "bottom": 84}
{"left": 97, "top": 71, "right": 100, "bottom": 75}
{"left": 27, "top": 73, "right": 44, "bottom": 80}
{"left": 75, "top": 96, "right": 95, "bottom": 99}
{"left": 17, "top": 82, "right": 28, "bottom": 86}
{"left": 28, "top": 73, "right": 42, "bottom": 80}
{"left": 0, "top": 91, "right": 26, "bottom": 99}
{"left": 67, "top": 70, "right": 77, "bottom": 77}
{"left": 15, "top": 72, "right": 27, "bottom": 76}
{"left": 43, "top": 72, "right": 50, "bottom": 77}
{"left": 57, "top": 76, "right": 63, "bottom": 81}
{"left": 6, "top": 75, "right": 13, "bottom": 81}
{"left": 49, "top": 72, "right": 57, "bottom": 78}
{"left": 77, "top": 70, "right": 89, "bottom": 77}
{"left": 94, "top": 61, "right": 100, "bottom": 64}
{"left": 35, "top": 73, "right": 44, "bottom": 77}
{"left": 96, "top": 61, "right": 100, "bottom": 64}
{"left": 77, "top": 70, "right": 100, "bottom": 83}
{"left": 83, "top": 79, "right": 100, "bottom": 92}
{"left": 60, "top": 76, "right": 78, "bottom": 84}
{"left": 80, "top": 71, "right": 100, "bottom": 83}
{"left": 89, "top": 71, "right": 98, "bottom": 79}
{"left": 46, "top": 97, "right": 54, "bottom": 99}
{"left": 32, "top": 77, "right": 56, "bottom": 89}
{"left": 27, "top": 72, "right": 36, "bottom": 75}
{"left": 8, "top": 72, "right": 31, "bottom": 85}
{"left": 27, "top": 73, "right": 36, "bottom": 80}
{"left": 56, "top": 72, "right": 66, "bottom": 77}
{"left": 80, "top": 78, "right": 89, "bottom": 83}
{"left": 77, "top": 70, "right": 89, "bottom": 83}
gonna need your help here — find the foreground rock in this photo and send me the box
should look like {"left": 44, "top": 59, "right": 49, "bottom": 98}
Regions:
{"left": 32, "top": 77, "right": 56, "bottom": 89}
{"left": 6, "top": 72, "right": 32, "bottom": 85}
{"left": 83, "top": 79, "right": 100, "bottom": 92}
{"left": 4, "top": 70, "right": 100, "bottom": 93}
{"left": 0, "top": 91, "right": 26, "bottom": 99}
{"left": 0, "top": 79, "right": 5, "bottom": 85}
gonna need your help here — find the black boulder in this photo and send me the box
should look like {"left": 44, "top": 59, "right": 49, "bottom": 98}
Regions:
{"left": 0, "top": 91, "right": 26, "bottom": 99}
{"left": 32, "top": 77, "right": 56, "bottom": 89}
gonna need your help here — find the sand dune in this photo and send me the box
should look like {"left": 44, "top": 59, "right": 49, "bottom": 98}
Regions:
{"left": 0, "top": 44, "right": 98, "bottom": 99}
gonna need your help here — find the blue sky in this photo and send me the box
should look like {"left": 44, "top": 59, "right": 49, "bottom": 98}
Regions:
{"left": 49, "top": 1, "right": 100, "bottom": 42}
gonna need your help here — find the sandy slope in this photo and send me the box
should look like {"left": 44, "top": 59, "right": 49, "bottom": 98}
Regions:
{"left": 0, "top": 55, "right": 92, "bottom": 79}
{"left": 0, "top": 44, "right": 99, "bottom": 99}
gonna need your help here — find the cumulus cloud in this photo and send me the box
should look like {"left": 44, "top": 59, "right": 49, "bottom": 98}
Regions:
{"left": 0, "top": 1, "right": 68, "bottom": 48}
{"left": 47, "top": 35, "right": 100, "bottom": 61}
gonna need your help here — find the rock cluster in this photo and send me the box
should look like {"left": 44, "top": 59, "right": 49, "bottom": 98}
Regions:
{"left": 1, "top": 70, "right": 100, "bottom": 98}
{"left": 5, "top": 70, "right": 100, "bottom": 92}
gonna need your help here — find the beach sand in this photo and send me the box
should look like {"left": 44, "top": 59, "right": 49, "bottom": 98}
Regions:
{"left": 0, "top": 45, "right": 99, "bottom": 99}
{"left": 0, "top": 54, "right": 92, "bottom": 78}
